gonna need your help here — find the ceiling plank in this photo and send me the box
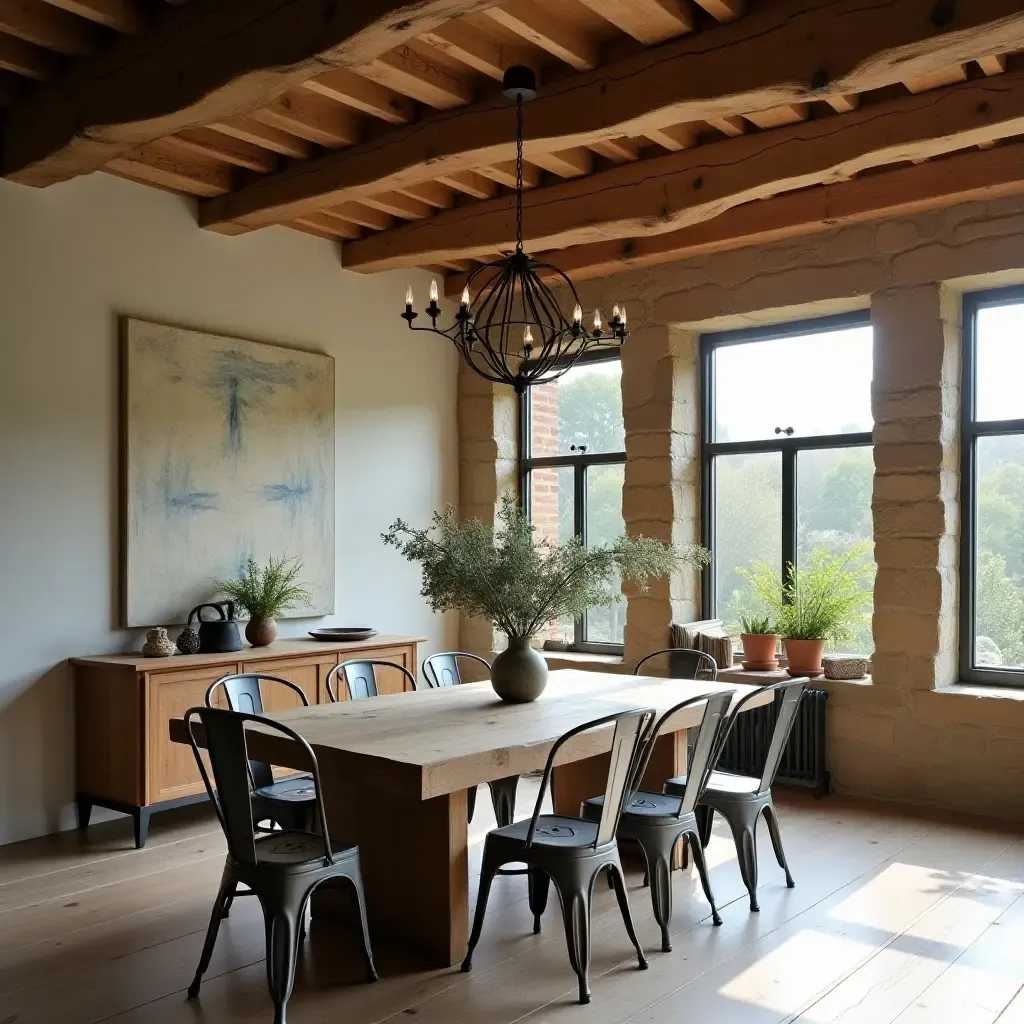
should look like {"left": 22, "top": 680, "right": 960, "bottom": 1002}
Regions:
{"left": 477, "top": 160, "right": 541, "bottom": 188}
{"left": 436, "top": 168, "right": 498, "bottom": 198}
{"left": 303, "top": 67, "right": 414, "bottom": 124}
{"left": 0, "top": 0, "right": 96, "bottom": 54}
{"left": 4, "top": 0, "right": 503, "bottom": 185}
{"left": 106, "top": 141, "right": 233, "bottom": 196}
{"left": 206, "top": 117, "right": 312, "bottom": 159}
{"left": 357, "top": 44, "right": 474, "bottom": 108}
{"left": 201, "top": 0, "right": 1024, "bottom": 233}
{"left": 0, "top": 30, "right": 59, "bottom": 79}
{"left": 164, "top": 127, "right": 279, "bottom": 173}
{"left": 333, "top": 201, "right": 394, "bottom": 230}
{"left": 905, "top": 63, "right": 966, "bottom": 94}
{"left": 251, "top": 92, "right": 361, "bottom": 148}
{"left": 420, "top": 19, "right": 534, "bottom": 80}
{"left": 826, "top": 94, "right": 860, "bottom": 113}
{"left": 444, "top": 143, "right": 1024, "bottom": 292}
{"left": 575, "top": 0, "right": 694, "bottom": 46}
{"left": 485, "top": 2, "right": 599, "bottom": 70}
{"left": 644, "top": 123, "right": 697, "bottom": 151}
{"left": 318, "top": 210, "right": 364, "bottom": 237}
{"left": 706, "top": 114, "right": 745, "bottom": 136}
{"left": 692, "top": 0, "right": 743, "bottom": 19}
{"left": 292, "top": 211, "right": 351, "bottom": 239}
{"left": 397, "top": 180, "right": 455, "bottom": 207}
{"left": 360, "top": 190, "right": 434, "bottom": 218}
{"left": 589, "top": 137, "right": 640, "bottom": 161}
{"left": 745, "top": 103, "right": 808, "bottom": 128}
{"left": 530, "top": 147, "right": 594, "bottom": 177}
{"left": 978, "top": 53, "right": 1008, "bottom": 76}
{"left": 40, "top": 0, "right": 146, "bottom": 34}
{"left": 338, "top": 68, "right": 1024, "bottom": 270}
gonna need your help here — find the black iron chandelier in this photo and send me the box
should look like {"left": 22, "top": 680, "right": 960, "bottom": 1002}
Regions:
{"left": 401, "top": 65, "right": 627, "bottom": 394}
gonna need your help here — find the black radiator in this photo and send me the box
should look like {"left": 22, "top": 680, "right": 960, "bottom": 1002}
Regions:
{"left": 717, "top": 687, "right": 830, "bottom": 796}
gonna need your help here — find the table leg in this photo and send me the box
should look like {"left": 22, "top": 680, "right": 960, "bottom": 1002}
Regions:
{"left": 312, "top": 772, "right": 469, "bottom": 967}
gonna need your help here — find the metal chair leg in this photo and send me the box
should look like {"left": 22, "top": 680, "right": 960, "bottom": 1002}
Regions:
{"left": 347, "top": 870, "right": 379, "bottom": 981}
{"left": 462, "top": 845, "right": 500, "bottom": 972}
{"left": 607, "top": 863, "right": 649, "bottom": 970}
{"left": 528, "top": 867, "right": 550, "bottom": 934}
{"left": 696, "top": 805, "right": 714, "bottom": 847}
{"left": 266, "top": 911, "right": 300, "bottom": 1024}
{"left": 729, "top": 816, "right": 760, "bottom": 912}
{"left": 647, "top": 850, "right": 674, "bottom": 952}
{"left": 467, "top": 785, "right": 478, "bottom": 823}
{"left": 557, "top": 879, "right": 593, "bottom": 1004}
{"left": 762, "top": 801, "right": 795, "bottom": 888}
{"left": 188, "top": 873, "right": 235, "bottom": 999}
{"left": 687, "top": 829, "right": 722, "bottom": 925}
{"left": 488, "top": 777, "right": 519, "bottom": 827}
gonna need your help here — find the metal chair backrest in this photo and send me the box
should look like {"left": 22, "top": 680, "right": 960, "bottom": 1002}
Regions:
{"left": 183, "top": 706, "right": 333, "bottom": 867}
{"left": 714, "top": 678, "right": 808, "bottom": 795}
{"left": 325, "top": 659, "right": 418, "bottom": 701}
{"left": 631, "top": 689, "right": 735, "bottom": 817}
{"left": 526, "top": 708, "right": 655, "bottom": 850}
{"left": 422, "top": 651, "right": 491, "bottom": 688}
{"left": 634, "top": 648, "right": 718, "bottom": 681}
{"left": 205, "top": 674, "right": 310, "bottom": 790}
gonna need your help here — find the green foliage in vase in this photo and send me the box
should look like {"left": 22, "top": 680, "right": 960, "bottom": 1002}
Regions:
{"left": 738, "top": 614, "right": 776, "bottom": 635}
{"left": 738, "top": 545, "right": 872, "bottom": 645}
{"left": 214, "top": 555, "right": 311, "bottom": 619}
{"left": 383, "top": 493, "right": 710, "bottom": 639}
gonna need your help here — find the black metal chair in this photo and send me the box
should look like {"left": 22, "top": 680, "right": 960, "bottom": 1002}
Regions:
{"left": 423, "top": 651, "right": 519, "bottom": 827}
{"left": 184, "top": 706, "right": 377, "bottom": 1024}
{"left": 664, "top": 677, "right": 807, "bottom": 912}
{"left": 634, "top": 648, "right": 718, "bottom": 680}
{"left": 324, "top": 659, "right": 418, "bottom": 701}
{"left": 580, "top": 689, "right": 735, "bottom": 951}
{"left": 206, "top": 675, "right": 317, "bottom": 833}
{"left": 462, "top": 707, "right": 655, "bottom": 1004}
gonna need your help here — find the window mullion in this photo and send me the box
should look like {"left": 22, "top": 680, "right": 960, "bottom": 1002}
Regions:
{"left": 782, "top": 448, "right": 797, "bottom": 581}
{"left": 576, "top": 462, "right": 586, "bottom": 646}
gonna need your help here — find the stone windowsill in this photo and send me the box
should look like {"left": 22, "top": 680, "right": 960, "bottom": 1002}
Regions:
{"left": 937, "top": 681, "right": 1024, "bottom": 701}
{"left": 540, "top": 650, "right": 626, "bottom": 673}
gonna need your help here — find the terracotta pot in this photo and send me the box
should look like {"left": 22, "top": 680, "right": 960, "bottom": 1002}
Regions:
{"left": 740, "top": 633, "right": 779, "bottom": 671}
{"left": 783, "top": 637, "right": 826, "bottom": 678}
{"left": 245, "top": 616, "right": 278, "bottom": 647}
{"left": 490, "top": 636, "right": 548, "bottom": 703}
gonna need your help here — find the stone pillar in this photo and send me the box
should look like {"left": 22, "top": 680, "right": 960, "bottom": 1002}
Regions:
{"left": 457, "top": 361, "right": 517, "bottom": 656}
{"left": 621, "top": 324, "right": 702, "bottom": 667}
{"left": 870, "top": 283, "right": 960, "bottom": 692}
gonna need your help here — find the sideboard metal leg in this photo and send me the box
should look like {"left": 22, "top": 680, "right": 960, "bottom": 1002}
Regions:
{"left": 75, "top": 796, "right": 93, "bottom": 831}
{"left": 134, "top": 807, "right": 151, "bottom": 849}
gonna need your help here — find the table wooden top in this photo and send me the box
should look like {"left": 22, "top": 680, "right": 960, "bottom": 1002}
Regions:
{"left": 170, "top": 668, "right": 778, "bottom": 800}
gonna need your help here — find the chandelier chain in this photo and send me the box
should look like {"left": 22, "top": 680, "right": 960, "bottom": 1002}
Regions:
{"left": 515, "top": 94, "right": 524, "bottom": 253}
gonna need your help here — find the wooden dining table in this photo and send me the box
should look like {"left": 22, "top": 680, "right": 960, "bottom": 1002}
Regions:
{"left": 169, "top": 667, "right": 771, "bottom": 967}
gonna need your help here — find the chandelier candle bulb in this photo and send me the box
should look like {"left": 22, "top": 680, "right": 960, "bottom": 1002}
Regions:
{"left": 593, "top": 309, "right": 602, "bottom": 332}
{"left": 573, "top": 303, "right": 583, "bottom": 323}
{"left": 405, "top": 285, "right": 413, "bottom": 308}
{"left": 461, "top": 285, "right": 471, "bottom": 308}
{"left": 429, "top": 279, "right": 439, "bottom": 303}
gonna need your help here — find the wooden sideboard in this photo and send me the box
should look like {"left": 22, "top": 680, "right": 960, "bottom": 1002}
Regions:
{"left": 71, "top": 635, "right": 424, "bottom": 847}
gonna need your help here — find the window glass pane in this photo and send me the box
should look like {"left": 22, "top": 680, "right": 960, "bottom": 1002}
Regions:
{"left": 797, "top": 446, "right": 875, "bottom": 656}
{"left": 714, "top": 452, "right": 782, "bottom": 627}
{"left": 584, "top": 463, "right": 625, "bottom": 644}
{"left": 713, "top": 324, "right": 873, "bottom": 443}
{"left": 974, "top": 434, "right": 1024, "bottom": 669}
{"left": 528, "top": 466, "right": 575, "bottom": 644}
{"left": 976, "top": 303, "right": 1024, "bottom": 422}
{"left": 529, "top": 359, "right": 624, "bottom": 456}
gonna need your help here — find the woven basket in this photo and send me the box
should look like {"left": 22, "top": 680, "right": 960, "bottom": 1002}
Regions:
{"left": 822, "top": 655, "right": 869, "bottom": 680}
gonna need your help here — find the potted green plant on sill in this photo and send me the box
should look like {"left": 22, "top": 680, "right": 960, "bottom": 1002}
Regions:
{"left": 214, "top": 555, "right": 311, "bottom": 648}
{"left": 738, "top": 545, "right": 872, "bottom": 678}
{"left": 737, "top": 614, "right": 780, "bottom": 671}
{"left": 383, "top": 493, "right": 710, "bottom": 703}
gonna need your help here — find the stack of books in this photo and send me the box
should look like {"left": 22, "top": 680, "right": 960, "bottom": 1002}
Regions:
{"left": 669, "top": 619, "right": 737, "bottom": 671}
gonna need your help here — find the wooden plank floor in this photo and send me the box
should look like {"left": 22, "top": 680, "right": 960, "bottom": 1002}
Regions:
{"left": 1, "top": 787, "right": 1023, "bottom": 1024}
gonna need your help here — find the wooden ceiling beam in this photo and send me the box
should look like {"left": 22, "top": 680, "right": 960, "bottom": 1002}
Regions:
{"left": 206, "top": 117, "right": 312, "bottom": 160}
{"left": 530, "top": 147, "right": 594, "bottom": 178}
{"left": 978, "top": 53, "right": 1008, "bottom": 76}
{"left": 360, "top": 190, "right": 434, "bottom": 219}
{"left": 0, "top": 0, "right": 96, "bottom": 54}
{"left": 692, "top": 0, "right": 743, "bottom": 19}
{"left": 106, "top": 141, "right": 233, "bottom": 196}
{"left": 420, "top": 20, "right": 535, "bottom": 80}
{"left": 40, "top": 0, "right": 146, "bottom": 34}
{"left": 303, "top": 67, "right": 414, "bottom": 124}
{"left": 0, "top": 30, "right": 59, "bottom": 79}
{"left": 644, "top": 123, "right": 697, "bottom": 151}
{"left": 357, "top": 44, "right": 474, "bottom": 108}
{"left": 164, "top": 127, "right": 279, "bottom": 174}
{"left": 292, "top": 211, "right": 355, "bottom": 239}
{"left": 477, "top": 160, "right": 541, "bottom": 188}
{"left": 588, "top": 137, "right": 640, "bottom": 162}
{"left": 744, "top": 103, "right": 808, "bottom": 128}
{"left": 201, "top": 0, "right": 1024, "bottom": 233}
{"left": 576, "top": 0, "right": 694, "bottom": 46}
{"left": 340, "top": 68, "right": 1024, "bottom": 270}
{"left": 251, "top": 92, "right": 361, "bottom": 148}
{"left": 436, "top": 168, "right": 498, "bottom": 198}
{"left": 485, "top": 2, "right": 599, "bottom": 71}
{"left": 905, "top": 63, "right": 966, "bottom": 94}
{"left": 445, "top": 142, "right": 1024, "bottom": 294}
{"left": 397, "top": 180, "right": 455, "bottom": 208}
{"left": 4, "top": 0, "right": 502, "bottom": 185}
{"left": 333, "top": 201, "right": 394, "bottom": 230}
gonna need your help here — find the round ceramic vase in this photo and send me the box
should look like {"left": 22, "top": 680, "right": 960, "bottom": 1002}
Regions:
{"left": 245, "top": 616, "right": 278, "bottom": 647}
{"left": 490, "top": 636, "right": 549, "bottom": 703}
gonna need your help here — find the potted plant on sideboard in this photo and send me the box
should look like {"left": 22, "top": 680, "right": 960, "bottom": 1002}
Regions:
{"left": 384, "top": 493, "right": 710, "bottom": 703}
{"left": 214, "top": 555, "right": 311, "bottom": 647}
{"left": 739, "top": 546, "right": 872, "bottom": 678}
{"left": 737, "top": 615, "right": 780, "bottom": 671}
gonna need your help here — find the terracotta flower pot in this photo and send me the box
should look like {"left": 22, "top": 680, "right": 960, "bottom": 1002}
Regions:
{"left": 740, "top": 633, "right": 779, "bottom": 671}
{"left": 245, "top": 616, "right": 278, "bottom": 647}
{"left": 783, "top": 637, "right": 826, "bottom": 678}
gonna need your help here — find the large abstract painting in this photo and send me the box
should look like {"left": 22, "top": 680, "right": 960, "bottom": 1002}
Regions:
{"left": 122, "top": 318, "right": 335, "bottom": 626}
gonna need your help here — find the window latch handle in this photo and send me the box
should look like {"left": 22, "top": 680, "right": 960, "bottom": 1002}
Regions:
{"left": 570, "top": 443, "right": 588, "bottom": 452}
{"left": 774, "top": 426, "right": 795, "bottom": 436}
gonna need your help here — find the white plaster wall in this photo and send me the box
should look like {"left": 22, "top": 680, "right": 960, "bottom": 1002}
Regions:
{"left": 0, "top": 172, "right": 458, "bottom": 845}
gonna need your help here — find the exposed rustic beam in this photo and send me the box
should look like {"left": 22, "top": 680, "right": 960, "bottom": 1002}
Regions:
{"left": 446, "top": 142, "right": 1024, "bottom": 294}
{"left": 207, "top": 118, "right": 312, "bottom": 160}
{"left": 164, "top": 128, "right": 279, "bottom": 174}
{"left": 0, "top": 0, "right": 96, "bottom": 54}
{"left": 357, "top": 43, "right": 474, "bottom": 108}
{"left": 905, "top": 63, "right": 966, "bottom": 93}
{"left": 361, "top": 190, "right": 434, "bottom": 219}
{"left": 478, "top": 160, "right": 541, "bottom": 188}
{"left": 303, "top": 67, "right": 414, "bottom": 124}
{"left": 436, "top": 168, "right": 497, "bottom": 198}
{"left": 530, "top": 147, "right": 594, "bottom": 177}
{"left": 706, "top": 114, "right": 745, "bottom": 136}
{"left": 693, "top": 0, "right": 742, "bottom": 19}
{"left": 978, "top": 53, "right": 1008, "bottom": 75}
{"left": 340, "top": 69, "right": 1024, "bottom": 270}
{"left": 40, "top": 0, "right": 146, "bottom": 34}
{"left": 398, "top": 180, "right": 455, "bottom": 208}
{"left": 485, "top": 2, "right": 598, "bottom": 70}
{"left": 419, "top": 19, "right": 534, "bottom": 80}
{"left": 106, "top": 140, "right": 233, "bottom": 196}
{"left": 201, "top": 0, "right": 1024, "bottom": 233}
{"left": 744, "top": 103, "right": 807, "bottom": 128}
{"left": 0, "top": 30, "right": 59, "bottom": 79}
{"left": 251, "top": 92, "right": 361, "bottom": 148}
{"left": 576, "top": 0, "right": 693, "bottom": 45}
{"left": 4, "top": 0, "right": 502, "bottom": 185}
{"left": 643, "top": 123, "right": 696, "bottom": 151}
{"left": 589, "top": 137, "right": 640, "bottom": 162}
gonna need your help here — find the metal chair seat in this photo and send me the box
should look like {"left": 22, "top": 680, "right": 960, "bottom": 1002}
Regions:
{"left": 253, "top": 775, "right": 317, "bottom": 804}
{"left": 491, "top": 814, "right": 603, "bottom": 853}
{"left": 665, "top": 770, "right": 761, "bottom": 797}
{"left": 252, "top": 830, "right": 359, "bottom": 869}
{"left": 584, "top": 790, "right": 684, "bottom": 819}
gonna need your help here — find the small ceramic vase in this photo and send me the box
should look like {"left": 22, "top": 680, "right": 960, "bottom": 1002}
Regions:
{"left": 246, "top": 616, "right": 278, "bottom": 647}
{"left": 143, "top": 627, "right": 177, "bottom": 658}
{"left": 490, "top": 635, "right": 548, "bottom": 703}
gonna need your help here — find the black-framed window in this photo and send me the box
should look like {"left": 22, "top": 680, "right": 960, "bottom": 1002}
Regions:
{"left": 519, "top": 349, "right": 625, "bottom": 653}
{"left": 961, "top": 287, "right": 1024, "bottom": 686}
{"left": 701, "top": 312, "right": 875, "bottom": 654}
